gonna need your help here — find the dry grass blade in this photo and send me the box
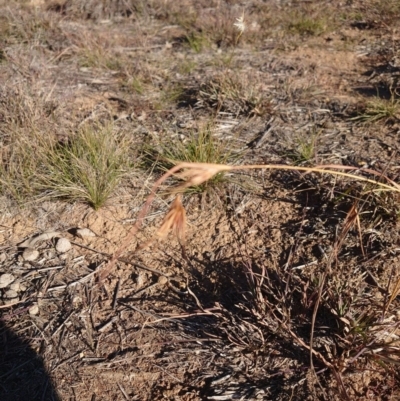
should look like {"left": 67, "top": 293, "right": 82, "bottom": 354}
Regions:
{"left": 227, "top": 163, "right": 400, "bottom": 194}
{"left": 136, "top": 195, "right": 187, "bottom": 251}
{"left": 100, "top": 161, "right": 400, "bottom": 281}
{"left": 173, "top": 164, "right": 232, "bottom": 191}
{"left": 384, "top": 276, "right": 400, "bottom": 316}
{"left": 155, "top": 195, "right": 187, "bottom": 243}
{"left": 98, "top": 162, "right": 232, "bottom": 281}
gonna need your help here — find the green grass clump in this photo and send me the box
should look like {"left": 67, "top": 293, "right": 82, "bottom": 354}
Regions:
{"left": 287, "top": 129, "right": 321, "bottom": 164}
{"left": 353, "top": 95, "right": 400, "bottom": 123}
{"left": 1, "top": 123, "right": 132, "bottom": 209}
{"left": 78, "top": 47, "right": 122, "bottom": 70}
{"left": 146, "top": 124, "right": 240, "bottom": 193}
{"left": 288, "top": 16, "right": 326, "bottom": 36}
{"left": 285, "top": 8, "right": 330, "bottom": 37}
{"left": 41, "top": 125, "right": 131, "bottom": 209}
{"left": 184, "top": 32, "right": 210, "bottom": 53}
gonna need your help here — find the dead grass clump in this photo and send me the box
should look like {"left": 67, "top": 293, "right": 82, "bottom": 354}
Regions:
{"left": 118, "top": 59, "right": 158, "bottom": 95}
{"left": 196, "top": 72, "right": 271, "bottom": 116}
{"left": 0, "top": 4, "right": 65, "bottom": 48}
{"left": 189, "top": 6, "right": 247, "bottom": 48}
{"left": 47, "top": 0, "right": 138, "bottom": 20}
{"left": 352, "top": 0, "right": 400, "bottom": 28}
{"left": 139, "top": 1, "right": 263, "bottom": 49}
{"left": 76, "top": 31, "right": 123, "bottom": 70}
{"left": 242, "top": 250, "right": 400, "bottom": 398}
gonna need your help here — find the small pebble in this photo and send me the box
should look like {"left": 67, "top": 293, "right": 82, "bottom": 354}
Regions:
{"left": 56, "top": 238, "right": 72, "bottom": 253}
{"left": 136, "top": 272, "right": 146, "bottom": 287}
{"left": 29, "top": 304, "right": 39, "bottom": 315}
{"left": 76, "top": 228, "right": 96, "bottom": 239}
{"left": 22, "top": 247, "right": 39, "bottom": 261}
{"left": 0, "top": 273, "right": 15, "bottom": 289}
{"left": 72, "top": 295, "right": 82, "bottom": 305}
{"left": 4, "top": 289, "right": 18, "bottom": 299}
{"left": 158, "top": 275, "right": 168, "bottom": 285}
{"left": 9, "top": 281, "right": 20, "bottom": 292}
{"left": 0, "top": 253, "right": 6, "bottom": 263}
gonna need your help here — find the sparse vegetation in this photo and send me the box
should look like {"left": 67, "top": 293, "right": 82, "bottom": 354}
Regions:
{"left": 355, "top": 0, "right": 400, "bottom": 27}
{"left": 184, "top": 32, "right": 210, "bottom": 53}
{"left": 2, "top": 1, "right": 400, "bottom": 400}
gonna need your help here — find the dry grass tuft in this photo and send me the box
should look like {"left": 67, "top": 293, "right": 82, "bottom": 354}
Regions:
{"left": 197, "top": 72, "right": 271, "bottom": 116}
{"left": 46, "top": 0, "right": 137, "bottom": 20}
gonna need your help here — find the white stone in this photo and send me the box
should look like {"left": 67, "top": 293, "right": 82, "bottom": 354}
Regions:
{"left": 158, "top": 275, "right": 168, "bottom": 285}
{"left": 4, "top": 289, "right": 18, "bottom": 299}
{"left": 29, "top": 304, "right": 39, "bottom": 315}
{"left": 0, "top": 253, "right": 6, "bottom": 263}
{"left": 76, "top": 228, "right": 96, "bottom": 239}
{"left": 22, "top": 248, "right": 39, "bottom": 261}
{"left": 56, "top": 238, "right": 72, "bottom": 253}
{"left": 72, "top": 295, "right": 82, "bottom": 305}
{"left": 0, "top": 273, "right": 15, "bottom": 289}
{"left": 9, "top": 281, "right": 20, "bottom": 292}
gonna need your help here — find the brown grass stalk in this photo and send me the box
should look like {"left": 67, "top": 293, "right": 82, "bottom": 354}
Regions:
{"left": 99, "top": 162, "right": 400, "bottom": 281}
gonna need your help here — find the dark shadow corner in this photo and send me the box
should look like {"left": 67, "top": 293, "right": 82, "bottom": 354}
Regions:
{"left": 0, "top": 319, "right": 60, "bottom": 401}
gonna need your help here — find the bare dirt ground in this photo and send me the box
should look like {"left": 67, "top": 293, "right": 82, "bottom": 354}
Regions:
{"left": 2, "top": 1, "right": 400, "bottom": 400}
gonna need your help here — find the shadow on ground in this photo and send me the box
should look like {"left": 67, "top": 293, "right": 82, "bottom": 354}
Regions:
{"left": 0, "top": 319, "right": 60, "bottom": 401}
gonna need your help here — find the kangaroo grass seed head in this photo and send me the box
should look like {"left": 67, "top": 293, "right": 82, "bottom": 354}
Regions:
{"left": 173, "top": 163, "right": 233, "bottom": 191}
{"left": 156, "top": 195, "right": 187, "bottom": 244}
{"left": 233, "top": 11, "right": 246, "bottom": 41}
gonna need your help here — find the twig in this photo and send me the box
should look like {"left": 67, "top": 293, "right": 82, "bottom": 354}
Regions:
{"left": 252, "top": 117, "right": 275, "bottom": 148}
{"left": 117, "top": 383, "right": 130, "bottom": 401}
{"left": 70, "top": 241, "right": 174, "bottom": 278}
{"left": 97, "top": 316, "right": 118, "bottom": 333}
{"left": 51, "top": 350, "right": 83, "bottom": 372}
{"left": 291, "top": 260, "right": 318, "bottom": 270}
{"left": 112, "top": 279, "right": 120, "bottom": 310}
{"left": 0, "top": 299, "right": 27, "bottom": 309}
{"left": 47, "top": 262, "right": 104, "bottom": 292}
{"left": 51, "top": 311, "right": 74, "bottom": 338}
